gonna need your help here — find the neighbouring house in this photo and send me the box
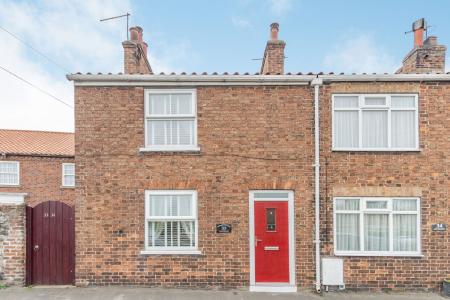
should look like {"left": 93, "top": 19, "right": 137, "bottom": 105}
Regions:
{"left": 0, "top": 129, "right": 75, "bottom": 286}
{"left": 67, "top": 19, "right": 449, "bottom": 292}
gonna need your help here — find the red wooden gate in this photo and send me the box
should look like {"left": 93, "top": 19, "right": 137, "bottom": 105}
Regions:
{"left": 26, "top": 201, "right": 75, "bottom": 285}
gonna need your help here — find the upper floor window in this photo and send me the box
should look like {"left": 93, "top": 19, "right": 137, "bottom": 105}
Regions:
{"left": 332, "top": 94, "right": 419, "bottom": 151}
{"left": 334, "top": 197, "right": 421, "bottom": 256}
{"left": 143, "top": 89, "right": 198, "bottom": 151}
{"left": 62, "top": 163, "right": 75, "bottom": 187}
{"left": 0, "top": 161, "right": 19, "bottom": 186}
{"left": 143, "top": 190, "right": 199, "bottom": 254}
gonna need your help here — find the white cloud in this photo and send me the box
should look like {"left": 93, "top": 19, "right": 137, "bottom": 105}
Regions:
{"left": 0, "top": 38, "right": 73, "bottom": 132}
{"left": 267, "top": 0, "right": 292, "bottom": 17}
{"left": 231, "top": 16, "right": 251, "bottom": 29}
{"left": 146, "top": 32, "right": 193, "bottom": 74}
{"left": 0, "top": 0, "right": 187, "bottom": 132}
{"left": 0, "top": 0, "right": 133, "bottom": 132}
{"left": 323, "top": 33, "right": 399, "bottom": 74}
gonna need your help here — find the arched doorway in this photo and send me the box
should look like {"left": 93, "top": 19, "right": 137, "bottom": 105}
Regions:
{"left": 26, "top": 201, "right": 74, "bottom": 285}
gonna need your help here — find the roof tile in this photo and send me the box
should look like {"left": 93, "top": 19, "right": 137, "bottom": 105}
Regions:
{"left": 0, "top": 129, "right": 74, "bottom": 157}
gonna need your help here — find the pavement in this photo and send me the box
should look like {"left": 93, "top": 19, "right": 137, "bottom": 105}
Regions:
{"left": 0, "top": 286, "right": 446, "bottom": 300}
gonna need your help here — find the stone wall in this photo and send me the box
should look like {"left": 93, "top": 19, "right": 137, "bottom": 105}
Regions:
{"left": 0, "top": 204, "right": 25, "bottom": 285}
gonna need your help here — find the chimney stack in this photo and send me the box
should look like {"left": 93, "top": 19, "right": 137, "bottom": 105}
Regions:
{"left": 260, "top": 23, "right": 285, "bottom": 75}
{"left": 397, "top": 18, "right": 446, "bottom": 74}
{"left": 122, "top": 26, "right": 152, "bottom": 74}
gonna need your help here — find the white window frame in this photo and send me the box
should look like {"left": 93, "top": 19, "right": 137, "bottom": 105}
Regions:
{"left": 141, "top": 190, "right": 200, "bottom": 255}
{"left": 333, "top": 197, "right": 422, "bottom": 257}
{"left": 61, "top": 163, "right": 75, "bottom": 187}
{"left": 0, "top": 161, "right": 20, "bottom": 186}
{"left": 141, "top": 89, "right": 200, "bottom": 152}
{"left": 332, "top": 94, "right": 419, "bottom": 151}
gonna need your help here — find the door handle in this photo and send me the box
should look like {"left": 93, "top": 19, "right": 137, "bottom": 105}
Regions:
{"left": 264, "top": 246, "right": 279, "bottom": 251}
{"left": 255, "top": 237, "right": 263, "bottom": 246}
{"left": 33, "top": 245, "right": 39, "bottom": 252}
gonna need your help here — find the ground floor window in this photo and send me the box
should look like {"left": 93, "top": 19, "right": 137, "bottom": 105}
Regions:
{"left": 144, "top": 190, "right": 198, "bottom": 253}
{"left": 333, "top": 197, "right": 421, "bottom": 256}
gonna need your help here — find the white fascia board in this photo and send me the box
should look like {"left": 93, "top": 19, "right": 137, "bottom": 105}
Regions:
{"left": 67, "top": 74, "right": 450, "bottom": 86}
{"left": 320, "top": 74, "right": 450, "bottom": 82}
{"left": 67, "top": 74, "right": 315, "bottom": 86}
{"left": 0, "top": 192, "right": 27, "bottom": 205}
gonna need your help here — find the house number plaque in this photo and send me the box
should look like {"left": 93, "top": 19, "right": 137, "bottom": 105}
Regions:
{"left": 431, "top": 223, "right": 447, "bottom": 231}
{"left": 216, "top": 224, "right": 232, "bottom": 233}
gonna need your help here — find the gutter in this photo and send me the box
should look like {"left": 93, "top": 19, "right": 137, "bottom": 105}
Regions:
{"left": 311, "top": 76, "right": 323, "bottom": 293}
{"left": 66, "top": 73, "right": 450, "bottom": 86}
{"left": 319, "top": 73, "right": 450, "bottom": 82}
{"left": 0, "top": 152, "right": 75, "bottom": 159}
{"left": 66, "top": 74, "right": 315, "bottom": 86}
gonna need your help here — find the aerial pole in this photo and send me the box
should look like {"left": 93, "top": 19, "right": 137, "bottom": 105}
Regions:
{"left": 100, "top": 13, "right": 131, "bottom": 39}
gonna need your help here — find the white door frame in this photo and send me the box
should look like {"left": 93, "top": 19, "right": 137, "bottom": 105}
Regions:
{"left": 249, "top": 190, "right": 296, "bottom": 293}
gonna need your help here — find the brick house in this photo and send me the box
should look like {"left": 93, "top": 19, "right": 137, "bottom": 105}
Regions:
{"left": 67, "top": 19, "right": 449, "bottom": 292}
{"left": 0, "top": 129, "right": 75, "bottom": 285}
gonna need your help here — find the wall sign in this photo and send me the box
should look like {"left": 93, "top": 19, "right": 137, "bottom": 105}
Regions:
{"left": 432, "top": 223, "right": 447, "bottom": 231}
{"left": 216, "top": 224, "right": 232, "bottom": 233}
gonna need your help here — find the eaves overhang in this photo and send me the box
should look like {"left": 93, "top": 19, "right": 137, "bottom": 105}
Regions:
{"left": 67, "top": 73, "right": 450, "bottom": 86}
{"left": 66, "top": 74, "right": 315, "bottom": 86}
{"left": 319, "top": 74, "right": 450, "bottom": 83}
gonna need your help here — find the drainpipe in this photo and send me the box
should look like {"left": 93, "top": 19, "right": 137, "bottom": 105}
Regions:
{"left": 311, "top": 77, "right": 323, "bottom": 292}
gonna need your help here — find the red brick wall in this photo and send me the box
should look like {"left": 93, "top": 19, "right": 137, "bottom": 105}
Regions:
{"left": 319, "top": 82, "right": 450, "bottom": 291}
{"left": 0, "top": 156, "right": 75, "bottom": 207}
{"left": 74, "top": 81, "right": 449, "bottom": 291}
{"left": 74, "top": 85, "right": 316, "bottom": 288}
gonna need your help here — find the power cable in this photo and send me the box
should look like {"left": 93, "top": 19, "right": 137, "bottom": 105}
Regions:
{"left": 0, "top": 65, "right": 73, "bottom": 109}
{"left": 0, "top": 25, "right": 71, "bottom": 73}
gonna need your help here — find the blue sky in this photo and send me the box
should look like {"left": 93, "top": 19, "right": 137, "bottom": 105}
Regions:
{"left": 134, "top": 0, "right": 450, "bottom": 74}
{"left": 0, "top": 0, "right": 449, "bottom": 132}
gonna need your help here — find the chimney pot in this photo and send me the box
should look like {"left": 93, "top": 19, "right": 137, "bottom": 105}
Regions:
{"left": 412, "top": 18, "right": 426, "bottom": 47}
{"left": 129, "top": 26, "right": 143, "bottom": 41}
{"left": 424, "top": 36, "right": 438, "bottom": 46}
{"left": 270, "top": 22, "right": 279, "bottom": 40}
{"left": 129, "top": 27, "right": 138, "bottom": 41}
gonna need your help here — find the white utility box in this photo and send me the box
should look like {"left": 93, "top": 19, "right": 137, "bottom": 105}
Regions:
{"left": 321, "top": 257, "right": 344, "bottom": 290}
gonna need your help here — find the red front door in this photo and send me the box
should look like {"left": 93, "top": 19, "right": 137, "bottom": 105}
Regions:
{"left": 254, "top": 201, "right": 289, "bottom": 283}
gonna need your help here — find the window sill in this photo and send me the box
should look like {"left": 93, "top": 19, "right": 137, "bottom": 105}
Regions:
{"left": 332, "top": 148, "right": 421, "bottom": 152}
{"left": 0, "top": 184, "right": 20, "bottom": 188}
{"left": 139, "top": 146, "right": 201, "bottom": 153}
{"left": 140, "top": 250, "right": 202, "bottom": 255}
{"left": 334, "top": 252, "right": 423, "bottom": 257}
{"left": 60, "top": 186, "right": 75, "bottom": 189}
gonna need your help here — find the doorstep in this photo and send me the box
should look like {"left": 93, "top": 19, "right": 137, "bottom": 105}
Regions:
{"left": 250, "top": 283, "right": 297, "bottom": 293}
{"left": 30, "top": 285, "right": 75, "bottom": 289}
